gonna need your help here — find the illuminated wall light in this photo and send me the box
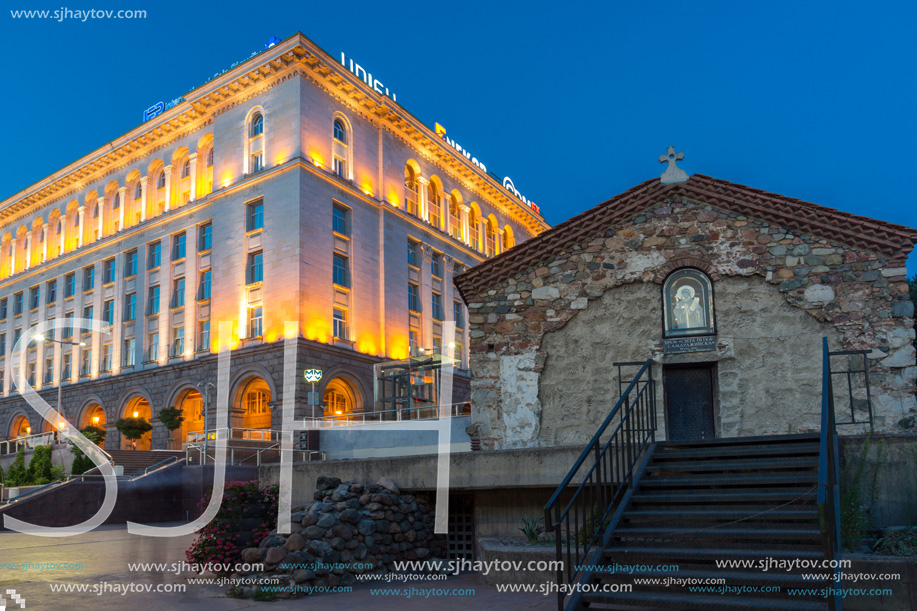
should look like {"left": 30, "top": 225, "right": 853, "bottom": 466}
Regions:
{"left": 57, "top": 421, "right": 65, "bottom": 429}
{"left": 133, "top": 411, "right": 139, "bottom": 418}
{"left": 221, "top": 175, "right": 232, "bottom": 188}
{"left": 274, "top": 153, "right": 287, "bottom": 166}
{"left": 92, "top": 416, "right": 100, "bottom": 424}
{"left": 388, "top": 194, "right": 400, "bottom": 207}
{"left": 26, "top": 427, "right": 31, "bottom": 434}
{"left": 311, "top": 156, "right": 323, "bottom": 168}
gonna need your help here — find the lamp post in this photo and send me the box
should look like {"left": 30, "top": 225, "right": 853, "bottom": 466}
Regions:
{"left": 197, "top": 381, "right": 215, "bottom": 465}
{"left": 34, "top": 333, "right": 85, "bottom": 439}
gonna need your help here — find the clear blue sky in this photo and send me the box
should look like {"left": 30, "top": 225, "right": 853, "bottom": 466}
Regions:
{"left": 1, "top": 0, "right": 914, "bottom": 274}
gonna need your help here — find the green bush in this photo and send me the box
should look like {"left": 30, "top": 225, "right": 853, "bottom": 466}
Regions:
{"left": 5, "top": 446, "right": 28, "bottom": 487}
{"left": 27, "top": 445, "right": 54, "bottom": 485}
{"left": 115, "top": 417, "right": 152, "bottom": 448}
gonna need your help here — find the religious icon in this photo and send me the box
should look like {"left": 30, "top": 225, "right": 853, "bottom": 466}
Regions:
{"left": 673, "top": 285, "right": 705, "bottom": 329}
{"left": 663, "top": 269, "right": 715, "bottom": 337}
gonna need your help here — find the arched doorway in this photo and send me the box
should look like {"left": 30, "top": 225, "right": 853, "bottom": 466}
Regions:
{"left": 172, "top": 389, "right": 204, "bottom": 448}
{"left": 323, "top": 377, "right": 359, "bottom": 421}
{"left": 81, "top": 404, "right": 107, "bottom": 449}
{"left": 9, "top": 415, "right": 31, "bottom": 439}
{"left": 239, "top": 377, "right": 272, "bottom": 435}
{"left": 122, "top": 397, "right": 152, "bottom": 450}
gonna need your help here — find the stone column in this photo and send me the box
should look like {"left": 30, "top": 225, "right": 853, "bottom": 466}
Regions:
{"left": 54, "top": 272, "right": 65, "bottom": 385}
{"left": 59, "top": 214, "right": 67, "bottom": 255}
{"left": 77, "top": 206, "right": 86, "bottom": 247}
{"left": 158, "top": 233, "right": 172, "bottom": 363}
{"left": 118, "top": 187, "right": 127, "bottom": 230}
{"left": 496, "top": 228, "right": 504, "bottom": 255}
{"left": 91, "top": 260, "right": 102, "bottom": 377}
{"left": 97, "top": 196, "right": 105, "bottom": 240}
{"left": 460, "top": 205, "right": 470, "bottom": 246}
{"left": 183, "top": 222, "right": 198, "bottom": 358}
{"left": 163, "top": 165, "right": 173, "bottom": 213}
{"left": 140, "top": 176, "right": 149, "bottom": 222}
{"left": 111, "top": 251, "right": 123, "bottom": 374}
{"left": 24, "top": 232, "right": 32, "bottom": 270}
{"left": 188, "top": 153, "right": 199, "bottom": 203}
{"left": 420, "top": 243, "right": 434, "bottom": 349}
{"left": 41, "top": 223, "right": 49, "bottom": 262}
{"left": 417, "top": 177, "right": 429, "bottom": 221}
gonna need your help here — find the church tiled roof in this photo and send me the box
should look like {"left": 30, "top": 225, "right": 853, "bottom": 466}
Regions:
{"left": 455, "top": 174, "right": 917, "bottom": 300}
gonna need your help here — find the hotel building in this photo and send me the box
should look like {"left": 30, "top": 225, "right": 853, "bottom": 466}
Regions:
{"left": 0, "top": 33, "right": 548, "bottom": 451}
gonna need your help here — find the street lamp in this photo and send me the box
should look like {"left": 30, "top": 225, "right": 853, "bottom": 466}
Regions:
{"left": 34, "top": 333, "right": 85, "bottom": 438}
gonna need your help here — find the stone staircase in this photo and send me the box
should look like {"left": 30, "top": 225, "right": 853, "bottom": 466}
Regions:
{"left": 576, "top": 434, "right": 830, "bottom": 610}
{"left": 105, "top": 450, "right": 184, "bottom": 476}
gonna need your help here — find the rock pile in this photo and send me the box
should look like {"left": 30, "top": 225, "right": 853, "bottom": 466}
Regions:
{"left": 231, "top": 476, "right": 447, "bottom": 598}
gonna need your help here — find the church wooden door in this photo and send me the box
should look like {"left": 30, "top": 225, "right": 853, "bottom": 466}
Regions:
{"left": 664, "top": 364, "right": 716, "bottom": 441}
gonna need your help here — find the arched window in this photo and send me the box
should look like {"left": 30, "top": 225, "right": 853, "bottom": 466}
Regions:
{"left": 469, "top": 206, "right": 480, "bottom": 250}
{"left": 207, "top": 148, "right": 214, "bottom": 167}
{"left": 323, "top": 378, "right": 356, "bottom": 419}
{"left": 240, "top": 377, "right": 271, "bottom": 430}
{"left": 427, "top": 181, "right": 441, "bottom": 228}
{"left": 448, "top": 195, "right": 461, "bottom": 240}
{"left": 485, "top": 218, "right": 496, "bottom": 256}
{"left": 404, "top": 165, "right": 419, "bottom": 216}
{"left": 135, "top": 183, "right": 142, "bottom": 199}
{"left": 662, "top": 269, "right": 716, "bottom": 337}
{"left": 250, "top": 113, "right": 263, "bottom": 137}
{"left": 333, "top": 119, "right": 346, "bottom": 143}
{"left": 93, "top": 204, "right": 99, "bottom": 219}
{"left": 157, "top": 171, "right": 166, "bottom": 189}
{"left": 503, "top": 225, "right": 514, "bottom": 250}
{"left": 181, "top": 159, "right": 191, "bottom": 179}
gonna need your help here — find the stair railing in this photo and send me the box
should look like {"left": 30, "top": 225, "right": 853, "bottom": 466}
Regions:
{"left": 544, "top": 359, "right": 656, "bottom": 610}
{"left": 818, "top": 337, "right": 843, "bottom": 611}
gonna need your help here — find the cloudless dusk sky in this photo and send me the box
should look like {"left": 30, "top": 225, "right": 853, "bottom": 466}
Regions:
{"left": 1, "top": 1, "right": 914, "bottom": 274}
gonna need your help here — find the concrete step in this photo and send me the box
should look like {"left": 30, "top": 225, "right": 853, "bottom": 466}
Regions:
{"left": 580, "top": 590, "right": 828, "bottom": 610}
{"left": 639, "top": 474, "right": 817, "bottom": 488}
{"left": 646, "top": 457, "right": 819, "bottom": 473}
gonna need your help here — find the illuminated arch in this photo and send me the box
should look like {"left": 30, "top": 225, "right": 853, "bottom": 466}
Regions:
{"left": 427, "top": 175, "right": 444, "bottom": 230}
{"left": 121, "top": 394, "right": 154, "bottom": 450}
{"left": 84, "top": 190, "right": 99, "bottom": 244}
{"left": 485, "top": 214, "right": 499, "bottom": 257}
{"left": 147, "top": 158, "right": 166, "bottom": 217}
{"left": 331, "top": 112, "right": 353, "bottom": 181}
{"left": 9, "top": 413, "right": 32, "bottom": 438}
{"left": 322, "top": 377, "right": 359, "bottom": 420}
{"left": 196, "top": 133, "right": 214, "bottom": 197}
{"left": 448, "top": 190, "right": 463, "bottom": 240}
{"left": 164, "top": 379, "right": 204, "bottom": 447}
{"left": 171, "top": 146, "right": 191, "bottom": 207}
{"left": 63, "top": 200, "right": 79, "bottom": 253}
{"left": 124, "top": 169, "right": 142, "bottom": 229}
{"left": 502, "top": 224, "right": 515, "bottom": 250}
{"left": 47, "top": 208, "right": 61, "bottom": 259}
{"left": 103, "top": 180, "right": 120, "bottom": 236}
{"left": 403, "top": 160, "right": 421, "bottom": 216}
{"left": 1, "top": 232, "right": 11, "bottom": 277}
{"left": 244, "top": 106, "right": 266, "bottom": 175}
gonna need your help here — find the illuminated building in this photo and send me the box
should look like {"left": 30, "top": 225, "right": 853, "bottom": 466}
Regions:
{"left": 0, "top": 33, "right": 548, "bottom": 451}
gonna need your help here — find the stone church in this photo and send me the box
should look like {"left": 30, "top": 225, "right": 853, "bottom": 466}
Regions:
{"left": 454, "top": 151, "right": 916, "bottom": 450}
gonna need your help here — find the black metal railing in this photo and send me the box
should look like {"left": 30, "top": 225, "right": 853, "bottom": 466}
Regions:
{"left": 828, "top": 348, "right": 873, "bottom": 426}
{"left": 544, "top": 359, "right": 656, "bottom": 610}
{"left": 818, "top": 337, "right": 844, "bottom": 611}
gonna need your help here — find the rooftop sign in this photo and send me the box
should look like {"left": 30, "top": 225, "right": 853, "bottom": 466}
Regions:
{"left": 340, "top": 52, "right": 397, "bottom": 103}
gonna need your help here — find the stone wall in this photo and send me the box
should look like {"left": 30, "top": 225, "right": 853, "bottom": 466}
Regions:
{"left": 232, "top": 476, "right": 446, "bottom": 598}
{"left": 465, "top": 195, "right": 915, "bottom": 450}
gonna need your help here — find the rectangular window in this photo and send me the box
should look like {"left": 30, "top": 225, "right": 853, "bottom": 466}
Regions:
{"left": 333, "top": 156, "right": 346, "bottom": 178}
{"left": 148, "top": 240, "right": 161, "bottom": 268}
{"left": 332, "top": 254, "right": 349, "bottom": 287}
{"left": 247, "top": 200, "right": 264, "bottom": 231}
{"left": 80, "top": 349, "right": 91, "bottom": 376}
{"left": 251, "top": 151, "right": 263, "bottom": 173}
{"left": 332, "top": 204, "right": 350, "bottom": 235}
{"left": 101, "top": 344, "right": 113, "bottom": 372}
{"left": 433, "top": 335, "right": 442, "bottom": 355}
{"left": 13, "top": 292, "right": 23, "bottom": 316}
{"left": 408, "top": 283, "right": 421, "bottom": 313}
{"left": 63, "top": 312, "right": 74, "bottom": 339}
{"left": 248, "top": 306, "right": 263, "bottom": 338}
{"left": 62, "top": 354, "right": 71, "bottom": 379}
{"left": 82, "top": 305, "right": 93, "bottom": 324}
{"left": 123, "top": 338, "right": 136, "bottom": 367}
{"left": 124, "top": 293, "right": 137, "bottom": 321}
{"left": 198, "top": 270, "right": 211, "bottom": 300}
{"left": 454, "top": 340, "right": 464, "bottom": 366}
{"left": 47, "top": 279, "right": 57, "bottom": 304}
{"left": 454, "top": 301, "right": 465, "bottom": 328}
{"left": 102, "top": 258, "right": 116, "bottom": 284}
{"left": 198, "top": 320, "right": 210, "bottom": 351}
{"left": 27, "top": 362, "right": 36, "bottom": 386}
{"left": 148, "top": 286, "right": 160, "bottom": 315}
{"left": 64, "top": 273, "right": 75, "bottom": 298}
{"left": 431, "top": 254, "right": 443, "bottom": 278}
{"left": 172, "top": 232, "right": 186, "bottom": 261}
{"left": 429, "top": 195, "right": 441, "bottom": 229}
{"left": 407, "top": 240, "right": 420, "bottom": 268}
{"left": 0, "top": 297, "right": 6, "bottom": 319}
{"left": 432, "top": 292, "right": 444, "bottom": 321}
{"left": 147, "top": 332, "right": 159, "bottom": 361}
{"left": 247, "top": 251, "right": 263, "bottom": 284}
{"left": 199, "top": 222, "right": 212, "bottom": 251}
{"left": 125, "top": 250, "right": 138, "bottom": 276}
{"left": 171, "top": 326, "right": 184, "bottom": 357}
{"left": 83, "top": 266, "right": 95, "bottom": 291}
{"left": 29, "top": 287, "right": 39, "bottom": 310}
{"left": 0, "top": 333, "right": 5, "bottom": 355}
{"left": 409, "top": 329, "right": 419, "bottom": 357}
{"left": 102, "top": 299, "right": 114, "bottom": 326}
{"left": 13, "top": 328, "right": 21, "bottom": 347}
{"left": 333, "top": 308, "right": 347, "bottom": 340}
{"left": 172, "top": 278, "right": 185, "bottom": 308}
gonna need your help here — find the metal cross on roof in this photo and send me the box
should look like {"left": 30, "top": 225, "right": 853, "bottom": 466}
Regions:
{"left": 659, "top": 146, "right": 689, "bottom": 183}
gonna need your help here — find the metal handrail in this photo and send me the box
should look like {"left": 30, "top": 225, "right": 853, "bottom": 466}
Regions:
{"left": 818, "top": 338, "right": 843, "bottom": 611}
{"left": 544, "top": 359, "right": 656, "bottom": 610}
{"left": 4, "top": 480, "right": 63, "bottom": 503}
{"left": 143, "top": 455, "right": 181, "bottom": 475}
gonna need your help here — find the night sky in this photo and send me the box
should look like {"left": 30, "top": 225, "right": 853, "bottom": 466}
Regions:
{"left": 1, "top": 1, "right": 914, "bottom": 273}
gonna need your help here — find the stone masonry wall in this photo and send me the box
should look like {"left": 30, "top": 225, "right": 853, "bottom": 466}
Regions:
{"left": 466, "top": 195, "right": 916, "bottom": 450}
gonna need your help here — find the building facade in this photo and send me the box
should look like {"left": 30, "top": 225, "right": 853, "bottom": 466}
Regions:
{"left": 455, "top": 166, "right": 917, "bottom": 450}
{"left": 0, "top": 33, "right": 548, "bottom": 451}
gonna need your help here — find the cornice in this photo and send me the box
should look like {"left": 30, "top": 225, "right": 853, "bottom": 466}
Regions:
{"left": 0, "top": 33, "right": 549, "bottom": 238}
